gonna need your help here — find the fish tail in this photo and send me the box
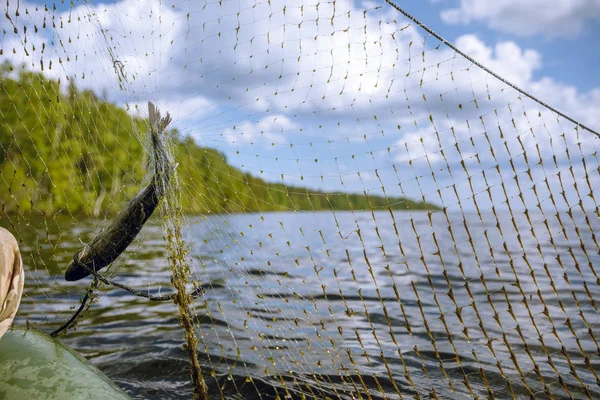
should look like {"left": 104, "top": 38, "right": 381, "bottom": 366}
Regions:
{"left": 148, "top": 101, "right": 172, "bottom": 139}
{"left": 147, "top": 102, "right": 172, "bottom": 195}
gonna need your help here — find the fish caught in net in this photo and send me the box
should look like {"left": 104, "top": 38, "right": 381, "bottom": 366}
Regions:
{"left": 1, "top": 0, "right": 599, "bottom": 399}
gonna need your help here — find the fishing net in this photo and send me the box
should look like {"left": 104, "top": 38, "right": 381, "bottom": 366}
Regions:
{"left": 2, "top": 0, "right": 599, "bottom": 399}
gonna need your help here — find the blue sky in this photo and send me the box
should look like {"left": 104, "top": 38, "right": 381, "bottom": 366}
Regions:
{"left": 3, "top": 0, "right": 600, "bottom": 211}
{"left": 400, "top": 0, "right": 600, "bottom": 92}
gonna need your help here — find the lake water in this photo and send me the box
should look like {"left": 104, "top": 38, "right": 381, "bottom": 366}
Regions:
{"left": 12, "top": 210, "right": 600, "bottom": 399}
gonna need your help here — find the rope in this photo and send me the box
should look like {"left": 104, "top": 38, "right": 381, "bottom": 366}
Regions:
{"left": 50, "top": 263, "right": 204, "bottom": 337}
{"left": 383, "top": 0, "right": 600, "bottom": 138}
{"left": 50, "top": 279, "right": 99, "bottom": 337}
{"left": 77, "top": 263, "right": 191, "bottom": 302}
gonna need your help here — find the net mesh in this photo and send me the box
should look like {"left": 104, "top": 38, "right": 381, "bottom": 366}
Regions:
{"left": 2, "top": 0, "right": 599, "bottom": 399}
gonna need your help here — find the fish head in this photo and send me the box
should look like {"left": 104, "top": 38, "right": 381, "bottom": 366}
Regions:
{"left": 64, "top": 250, "right": 89, "bottom": 282}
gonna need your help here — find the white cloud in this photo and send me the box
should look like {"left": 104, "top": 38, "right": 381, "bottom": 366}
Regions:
{"left": 221, "top": 115, "right": 299, "bottom": 146}
{"left": 1, "top": 0, "right": 423, "bottom": 117}
{"left": 440, "top": 0, "right": 600, "bottom": 37}
{"left": 389, "top": 32, "right": 600, "bottom": 197}
{"left": 3, "top": 0, "right": 597, "bottom": 130}
{"left": 1, "top": 0, "right": 184, "bottom": 103}
{"left": 125, "top": 96, "right": 214, "bottom": 124}
{"left": 453, "top": 35, "right": 541, "bottom": 87}
{"left": 529, "top": 78, "right": 600, "bottom": 130}
{"left": 394, "top": 131, "right": 444, "bottom": 164}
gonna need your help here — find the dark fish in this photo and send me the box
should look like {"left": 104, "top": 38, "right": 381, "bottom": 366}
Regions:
{"left": 65, "top": 102, "right": 172, "bottom": 281}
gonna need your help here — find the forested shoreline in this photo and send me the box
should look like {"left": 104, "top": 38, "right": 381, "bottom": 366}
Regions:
{"left": 0, "top": 63, "right": 436, "bottom": 216}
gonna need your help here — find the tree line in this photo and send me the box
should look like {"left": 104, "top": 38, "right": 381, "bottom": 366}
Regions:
{"left": 0, "top": 62, "right": 435, "bottom": 217}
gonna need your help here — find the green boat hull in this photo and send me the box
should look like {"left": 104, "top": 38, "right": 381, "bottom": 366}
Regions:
{"left": 0, "top": 326, "right": 130, "bottom": 400}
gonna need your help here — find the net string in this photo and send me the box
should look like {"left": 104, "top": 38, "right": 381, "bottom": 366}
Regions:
{"left": 2, "top": 1, "right": 600, "bottom": 399}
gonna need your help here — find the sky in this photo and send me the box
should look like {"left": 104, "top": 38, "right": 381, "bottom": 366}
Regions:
{"left": 2, "top": 0, "right": 600, "bottom": 211}
{"left": 403, "top": 0, "right": 600, "bottom": 91}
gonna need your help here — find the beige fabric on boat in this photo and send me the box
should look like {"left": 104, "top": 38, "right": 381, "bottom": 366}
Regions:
{"left": 0, "top": 227, "right": 24, "bottom": 340}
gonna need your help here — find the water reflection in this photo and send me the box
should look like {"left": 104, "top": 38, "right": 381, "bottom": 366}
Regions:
{"left": 12, "top": 210, "right": 600, "bottom": 399}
